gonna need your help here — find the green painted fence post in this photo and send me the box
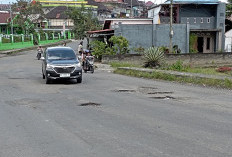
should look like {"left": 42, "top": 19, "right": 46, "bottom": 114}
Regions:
{"left": 21, "top": 34, "right": 24, "bottom": 44}
{"left": 37, "top": 33, "right": 40, "bottom": 43}
{"left": 10, "top": 34, "right": 14, "bottom": 44}
{"left": 45, "top": 33, "right": 48, "bottom": 41}
{"left": 30, "top": 34, "right": 33, "bottom": 44}
{"left": 68, "top": 31, "right": 71, "bottom": 39}
{"left": 58, "top": 33, "right": 61, "bottom": 40}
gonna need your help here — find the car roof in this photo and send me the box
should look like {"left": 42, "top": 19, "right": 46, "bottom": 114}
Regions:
{"left": 47, "top": 47, "right": 74, "bottom": 51}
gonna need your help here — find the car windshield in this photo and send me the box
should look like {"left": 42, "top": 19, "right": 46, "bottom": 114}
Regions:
{"left": 47, "top": 49, "right": 76, "bottom": 60}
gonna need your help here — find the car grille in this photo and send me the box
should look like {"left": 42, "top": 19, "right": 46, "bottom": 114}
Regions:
{"left": 54, "top": 67, "right": 75, "bottom": 73}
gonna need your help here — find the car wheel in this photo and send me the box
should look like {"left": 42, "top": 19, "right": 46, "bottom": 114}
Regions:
{"left": 76, "top": 76, "right": 82, "bottom": 83}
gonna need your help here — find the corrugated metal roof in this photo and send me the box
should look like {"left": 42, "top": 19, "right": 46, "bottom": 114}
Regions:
{"left": 164, "top": 0, "right": 219, "bottom": 4}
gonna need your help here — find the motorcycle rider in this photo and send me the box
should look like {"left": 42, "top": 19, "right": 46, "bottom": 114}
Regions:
{"left": 37, "top": 45, "right": 43, "bottom": 59}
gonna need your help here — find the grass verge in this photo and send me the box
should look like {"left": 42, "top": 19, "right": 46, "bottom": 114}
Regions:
{"left": 110, "top": 61, "right": 142, "bottom": 68}
{"left": 114, "top": 68, "right": 232, "bottom": 89}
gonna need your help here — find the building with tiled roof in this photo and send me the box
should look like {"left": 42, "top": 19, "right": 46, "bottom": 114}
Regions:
{"left": 0, "top": 12, "right": 16, "bottom": 34}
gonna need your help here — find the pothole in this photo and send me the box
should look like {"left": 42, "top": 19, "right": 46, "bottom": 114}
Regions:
{"left": 150, "top": 96, "right": 175, "bottom": 100}
{"left": 139, "top": 87, "right": 158, "bottom": 90}
{"left": 113, "top": 89, "right": 136, "bottom": 92}
{"left": 148, "top": 92, "right": 173, "bottom": 94}
{"left": 79, "top": 102, "right": 101, "bottom": 106}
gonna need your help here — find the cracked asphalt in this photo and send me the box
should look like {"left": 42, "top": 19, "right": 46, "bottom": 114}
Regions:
{"left": 0, "top": 41, "right": 232, "bottom": 157}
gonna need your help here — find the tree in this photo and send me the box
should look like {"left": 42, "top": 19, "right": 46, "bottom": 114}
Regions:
{"left": 226, "top": 0, "right": 232, "bottom": 17}
{"left": 66, "top": 4, "right": 101, "bottom": 39}
{"left": 12, "top": 0, "right": 44, "bottom": 34}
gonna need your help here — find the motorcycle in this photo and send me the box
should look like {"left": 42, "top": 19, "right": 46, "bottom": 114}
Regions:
{"left": 83, "top": 56, "right": 94, "bottom": 73}
{"left": 37, "top": 49, "right": 43, "bottom": 60}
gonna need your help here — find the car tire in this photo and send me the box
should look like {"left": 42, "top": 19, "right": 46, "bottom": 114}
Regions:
{"left": 76, "top": 77, "right": 82, "bottom": 83}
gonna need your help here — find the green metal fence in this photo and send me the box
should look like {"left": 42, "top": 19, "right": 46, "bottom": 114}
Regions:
{"left": 0, "top": 32, "right": 74, "bottom": 51}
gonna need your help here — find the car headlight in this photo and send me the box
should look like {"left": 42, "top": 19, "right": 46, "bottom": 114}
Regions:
{"left": 46, "top": 64, "right": 53, "bottom": 70}
{"left": 75, "top": 63, "right": 81, "bottom": 68}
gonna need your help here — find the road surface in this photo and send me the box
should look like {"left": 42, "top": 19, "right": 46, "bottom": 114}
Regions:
{"left": 0, "top": 41, "right": 232, "bottom": 157}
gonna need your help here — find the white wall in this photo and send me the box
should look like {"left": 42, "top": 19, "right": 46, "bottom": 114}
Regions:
{"left": 225, "top": 29, "right": 232, "bottom": 52}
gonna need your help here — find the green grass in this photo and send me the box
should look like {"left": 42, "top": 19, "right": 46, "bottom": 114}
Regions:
{"left": 0, "top": 40, "right": 62, "bottom": 51}
{"left": 184, "top": 67, "right": 231, "bottom": 76}
{"left": 110, "top": 61, "right": 142, "bottom": 68}
{"left": 114, "top": 68, "right": 232, "bottom": 89}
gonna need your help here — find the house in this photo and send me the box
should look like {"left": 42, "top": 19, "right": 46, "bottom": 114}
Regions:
{"left": 87, "top": 18, "right": 153, "bottom": 46}
{"left": 225, "top": 29, "right": 232, "bottom": 52}
{"left": 113, "top": 0, "right": 226, "bottom": 53}
{"left": 94, "top": 0, "right": 127, "bottom": 18}
{"left": 0, "top": 11, "right": 16, "bottom": 34}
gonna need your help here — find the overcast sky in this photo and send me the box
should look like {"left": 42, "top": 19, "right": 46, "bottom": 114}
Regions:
{"left": 0, "top": 0, "right": 228, "bottom": 4}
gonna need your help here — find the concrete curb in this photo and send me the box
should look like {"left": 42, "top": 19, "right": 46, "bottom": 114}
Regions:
{"left": 0, "top": 40, "right": 72, "bottom": 55}
{"left": 118, "top": 67, "right": 232, "bottom": 81}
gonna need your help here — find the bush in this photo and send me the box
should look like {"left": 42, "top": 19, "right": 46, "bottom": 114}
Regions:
{"left": 14, "top": 36, "right": 22, "bottom": 43}
{"left": 143, "top": 47, "right": 165, "bottom": 68}
{"left": 90, "top": 40, "right": 108, "bottom": 60}
{"left": 2, "top": 38, "right": 11, "bottom": 43}
{"left": 109, "top": 36, "right": 129, "bottom": 54}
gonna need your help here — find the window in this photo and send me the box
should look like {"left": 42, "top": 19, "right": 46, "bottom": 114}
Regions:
{"left": 194, "top": 18, "right": 197, "bottom": 23}
{"left": 187, "top": 18, "right": 189, "bottom": 24}
{"left": 207, "top": 38, "right": 210, "bottom": 50}
{"left": 207, "top": 18, "right": 210, "bottom": 23}
{"left": 201, "top": 18, "right": 203, "bottom": 23}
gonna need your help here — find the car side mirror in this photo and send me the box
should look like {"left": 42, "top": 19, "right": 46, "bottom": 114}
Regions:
{"left": 40, "top": 57, "right": 45, "bottom": 60}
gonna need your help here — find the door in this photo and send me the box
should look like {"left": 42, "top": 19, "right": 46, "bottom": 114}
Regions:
{"left": 197, "top": 37, "right": 204, "bottom": 53}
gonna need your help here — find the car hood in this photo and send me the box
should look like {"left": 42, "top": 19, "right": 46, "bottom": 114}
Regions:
{"left": 48, "top": 59, "right": 79, "bottom": 65}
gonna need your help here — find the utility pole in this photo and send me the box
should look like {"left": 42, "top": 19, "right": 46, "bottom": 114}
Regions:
{"left": 169, "top": 0, "right": 173, "bottom": 53}
{"left": 130, "top": 0, "right": 133, "bottom": 18}
{"left": 9, "top": 2, "right": 13, "bottom": 35}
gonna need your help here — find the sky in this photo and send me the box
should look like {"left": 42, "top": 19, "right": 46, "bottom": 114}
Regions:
{"left": 0, "top": 0, "right": 228, "bottom": 4}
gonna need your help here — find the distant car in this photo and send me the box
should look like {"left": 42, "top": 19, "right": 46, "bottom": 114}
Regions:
{"left": 41, "top": 47, "right": 82, "bottom": 84}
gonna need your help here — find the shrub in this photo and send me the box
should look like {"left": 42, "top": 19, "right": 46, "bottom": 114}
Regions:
{"left": 2, "top": 38, "right": 11, "bottom": 43}
{"left": 143, "top": 47, "right": 165, "bottom": 68}
{"left": 109, "top": 36, "right": 129, "bottom": 54}
{"left": 90, "top": 40, "right": 108, "bottom": 60}
{"left": 14, "top": 36, "right": 22, "bottom": 43}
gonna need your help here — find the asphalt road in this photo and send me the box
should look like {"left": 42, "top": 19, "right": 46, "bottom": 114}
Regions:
{"left": 0, "top": 42, "right": 232, "bottom": 157}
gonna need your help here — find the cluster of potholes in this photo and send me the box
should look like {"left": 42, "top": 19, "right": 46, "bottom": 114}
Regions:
{"left": 113, "top": 87, "right": 176, "bottom": 100}
{"left": 78, "top": 86, "right": 175, "bottom": 107}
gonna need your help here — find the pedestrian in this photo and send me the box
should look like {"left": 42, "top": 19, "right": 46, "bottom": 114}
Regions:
{"left": 78, "top": 41, "right": 83, "bottom": 56}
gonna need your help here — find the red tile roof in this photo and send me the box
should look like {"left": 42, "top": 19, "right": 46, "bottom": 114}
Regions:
{"left": 145, "top": 1, "right": 154, "bottom": 6}
{"left": 0, "top": 12, "right": 10, "bottom": 24}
